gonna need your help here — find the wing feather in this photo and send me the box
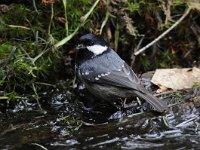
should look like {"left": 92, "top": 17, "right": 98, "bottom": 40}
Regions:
{"left": 96, "top": 62, "right": 141, "bottom": 90}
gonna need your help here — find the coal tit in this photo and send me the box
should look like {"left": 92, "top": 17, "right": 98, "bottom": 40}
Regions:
{"left": 76, "top": 33, "right": 167, "bottom": 112}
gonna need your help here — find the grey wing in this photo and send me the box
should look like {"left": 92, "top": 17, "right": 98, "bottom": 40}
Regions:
{"left": 96, "top": 62, "right": 141, "bottom": 90}
{"left": 96, "top": 63, "right": 167, "bottom": 112}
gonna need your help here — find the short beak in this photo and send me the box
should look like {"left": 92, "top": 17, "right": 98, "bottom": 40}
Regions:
{"left": 76, "top": 44, "right": 86, "bottom": 50}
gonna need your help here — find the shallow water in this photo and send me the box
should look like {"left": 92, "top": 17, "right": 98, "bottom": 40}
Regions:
{"left": 0, "top": 87, "right": 200, "bottom": 149}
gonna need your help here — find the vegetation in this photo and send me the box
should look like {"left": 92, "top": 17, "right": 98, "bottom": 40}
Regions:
{"left": 0, "top": 0, "right": 199, "bottom": 101}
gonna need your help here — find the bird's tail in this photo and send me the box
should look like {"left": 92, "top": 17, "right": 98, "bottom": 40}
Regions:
{"left": 134, "top": 90, "right": 167, "bottom": 113}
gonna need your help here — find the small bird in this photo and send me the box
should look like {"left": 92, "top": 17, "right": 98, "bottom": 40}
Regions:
{"left": 76, "top": 33, "right": 167, "bottom": 112}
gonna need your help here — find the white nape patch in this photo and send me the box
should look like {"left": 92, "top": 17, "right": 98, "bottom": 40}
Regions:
{"left": 87, "top": 45, "right": 108, "bottom": 55}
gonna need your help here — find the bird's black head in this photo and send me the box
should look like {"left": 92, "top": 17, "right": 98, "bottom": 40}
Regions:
{"left": 76, "top": 34, "right": 109, "bottom": 57}
{"left": 79, "top": 33, "right": 107, "bottom": 47}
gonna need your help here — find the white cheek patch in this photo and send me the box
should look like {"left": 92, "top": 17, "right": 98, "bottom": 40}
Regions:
{"left": 87, "top": 45, "right": 108, "bottom": 55}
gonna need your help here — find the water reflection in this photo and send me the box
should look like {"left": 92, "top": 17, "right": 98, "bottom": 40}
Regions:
{"left": 0, "top": 86, "right": 200, "bottom": 149}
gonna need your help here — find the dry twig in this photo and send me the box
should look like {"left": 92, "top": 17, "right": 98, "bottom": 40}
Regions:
{"left": 134, "top": 8, "right": 191, "bottom": 56}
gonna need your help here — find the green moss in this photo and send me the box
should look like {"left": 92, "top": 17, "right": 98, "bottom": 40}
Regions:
{"left": 172, "top": 0, "right": 186, "bottom": 7}
{"left": 127, "top": 0, "right": 158, "bottom": 13}
{"left": 0, "top": 4, "right": 34, "bottom": 39}
{"left": 0, "top": 42, "right": 13, "bottom": 58}
{"left": 193, "top": 82, "right": 200, "bottom": 86}
{"left": 139, "top": 56, "right": 150, "bottom": 70}
{"left": 0, "top": 1, "right": 98, "bottom": 98}
{"left": 128, "top": 1, "right": 141, "bottom": 12}
{"left": 171, "top": 91, "right": 183, "bottom": 99}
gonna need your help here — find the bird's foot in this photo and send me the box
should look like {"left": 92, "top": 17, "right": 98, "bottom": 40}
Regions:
{"left": 78, "top": 101, "right": 103, "bottom": 114}
{"left": 122, "top": 98, "right": 138, "bottom": 109}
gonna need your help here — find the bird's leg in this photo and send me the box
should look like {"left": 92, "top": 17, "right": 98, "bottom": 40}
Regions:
{"left": 77, "top": 100, "right": 103, "bottom": 115}
{"left": 122, "top": 98, "right": 138, "bottom": 109}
